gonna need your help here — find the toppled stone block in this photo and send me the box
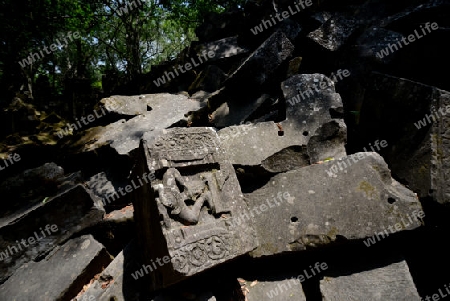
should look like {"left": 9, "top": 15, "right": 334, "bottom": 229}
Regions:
{"left": 320, "top": 260, "right": 421, "bottom": 301}
{"left": 133, "top": 127, "right": 258, "bottom": 290}
{"left": 77, "top": 239, "right": 233, "bottom": 301}
{"left": 359, "top": 73, "right": 450, "bottom": 204}
{"left": 218, "top": 74, "right": 347, "bottom": 174}
{"left": 0, "top": 184, "right": 105, "bottom": 283}
{"left": 0, "top": 162, "right": 64, "bottom": 218}
{"left": 70, "top": 93, "right": 203, "bottom": 156}
{"left": 0, "top": 235, "right": 111, "bottom": 301}
{"left": 244, "top": 152, "right": 423, "bottom": 257}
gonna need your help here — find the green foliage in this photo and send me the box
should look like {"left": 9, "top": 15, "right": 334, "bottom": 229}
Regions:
{"left": 0, "top": 0, "right": 246, "bottom": 104}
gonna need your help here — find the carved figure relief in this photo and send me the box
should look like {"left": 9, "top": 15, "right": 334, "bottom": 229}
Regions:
{"left": 154, "top": 168, "right": 230, "bottom": 228}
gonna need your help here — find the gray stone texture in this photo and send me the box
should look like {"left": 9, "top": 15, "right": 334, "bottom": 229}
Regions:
{"left": 320, "top": 260, "right": 421, "bottom": 301}
{"left": 0, "top": 235, "right": 111, "bottom": 301}
{"left": 359, "top": 73, "right": 450, "bottom": 205}
{"left": 70, "top": 93, "right": 203, "bottom": 156}
{"left": 245, "top": 278, "right": 307, "bottom": 301}
{"left": 245, "top": 152, "right": 423, "bottom": 257}
{"left": 218, "top": 73, "right": 347, "bottom": 173}
{"left": 0, "top": 184, "right": 105, "bottom": 283}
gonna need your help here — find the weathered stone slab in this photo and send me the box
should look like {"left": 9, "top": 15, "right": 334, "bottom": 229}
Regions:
{"left": 76, "top": 241, "right": 226, "bottom": 301}
{"left": 320, "top": 260, "right": 421, "bottom": 301}
{"left": 133, "top": 127, "right": 258, "bottom": 290}
{"left": 96, "top": 94, "right": 157, "bottom": 117}
{"left": 69, "top": 93, "right": 203, "bottom": 156}
{"left": 359, "top": 72, "right": 450, "bottom": 204}
{"left": 244, "top": 278, "right": 307, "bottom": 301}
{"left": 0, "top": 162, "right": 65, "bottom": 220}
{"left": 218, "top": 74, "right": 347, "bottom": 173}
{"left": 0, "top": 184, "right": 105, "bottom": 283}
{"left": 0, "top": 235, "right": 111, "bottom": 301}
{"left": 244, "top": 152, "right": 423, "bottom": 257}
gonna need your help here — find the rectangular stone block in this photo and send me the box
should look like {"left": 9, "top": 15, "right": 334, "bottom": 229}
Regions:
{"left": 0, "top": 184, "right": 104, "bottom": 283}
{"left": 0, "top": 235, "right": 111, "bottom": 301}
{"left": 133, "top": 128, "right": 258, "bottom": 290}
{"left": 320, "top": 260, "right": 421, "bottom": 300}
{"left": 244, "top": 152, "right": 424, "bottom": 257}
{"left": 360, "top": 72, "right": 450, "bottom": 204}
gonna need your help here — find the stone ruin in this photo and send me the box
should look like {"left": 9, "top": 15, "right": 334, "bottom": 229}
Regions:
{"left": 1, "top": 0, "right": 450, "bottom": 300}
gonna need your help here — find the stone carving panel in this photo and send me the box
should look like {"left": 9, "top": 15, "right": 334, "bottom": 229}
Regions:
{"left": 134, "top": 127, "right": 258, "bottom": 290}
